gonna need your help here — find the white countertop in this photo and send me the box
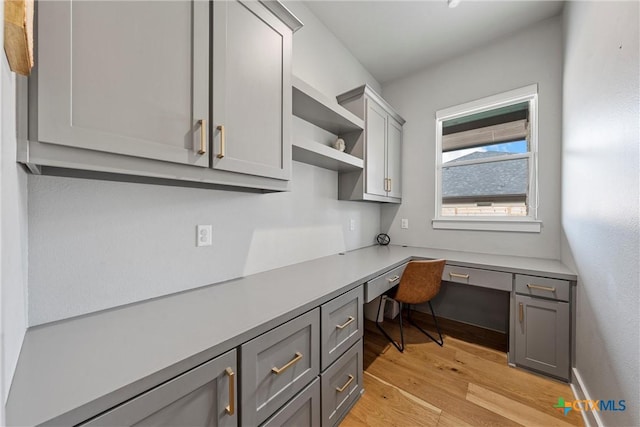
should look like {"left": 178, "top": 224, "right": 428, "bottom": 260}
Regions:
{"left": 6, "top": 245, "right": 575, "bottom": 426}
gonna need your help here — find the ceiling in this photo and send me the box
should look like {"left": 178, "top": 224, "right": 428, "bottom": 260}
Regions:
{"left": 304, "top": 1, "right": 564, "bottom": 84}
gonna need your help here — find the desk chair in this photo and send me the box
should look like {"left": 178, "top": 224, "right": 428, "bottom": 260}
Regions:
{"left": 376, "top": 259, "right": 446, "bottom": 352}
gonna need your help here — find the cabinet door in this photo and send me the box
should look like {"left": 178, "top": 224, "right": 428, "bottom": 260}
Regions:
{"left": 386, "top": 117, "right": 402, "bottom": 199}
{"left": 36, "top": 1, "right": 209, "bottom": 167}
{"left": 81, "top": 350, "right": 237, "bottom": 427}
{"left": 321, "top": 287, "right": 363, "bottom": 370}
{"left": 261, "top": 378, "right": 321, "bottom": 427}
{"left": 515, "top": 295, "right": 570, "bottom": 380}
{"left": 241, "top": 309, "right": 320, "bottom": 426}
{"left": 364, "top": 99, "right": 388, "bottom": 197}
{"left": 212, "top": 0, "right": 292, "bottom": 180}
{"left": 321, "top": 340, "right": 363, "bottom": 427}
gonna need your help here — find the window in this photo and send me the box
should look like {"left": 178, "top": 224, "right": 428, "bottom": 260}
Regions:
{"left": 433, "top": 85, "right": 540, "bottom": 232}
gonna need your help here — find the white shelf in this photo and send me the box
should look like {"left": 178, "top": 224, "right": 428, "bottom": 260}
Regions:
{"left": 292, "top": 138, "right": 363, "bottom": 172}
{"left": 292, "top": 76, "right": 364, "bottom": 135}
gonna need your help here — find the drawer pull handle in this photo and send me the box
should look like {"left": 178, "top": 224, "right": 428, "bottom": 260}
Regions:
{"left": 449, "top": 272, "right": 469, "bottom": 279}
{"left": 198, "top": 119, "right": 207, "bottom": 155}
{"left": 336, "top": 316, "right": 355, "bottom": 330}
{"left": 519, "top": 302, "right": 524, "bottom": 323}
{"left": 387, "top": 275, "right": 400, "bottom": 283}
{"left": 527, "top": 283, "right": 556, "bottom": 292}
{"left": 217, "top": 125, "right": 225, "bottom": 159}
{"left": 336, "top": 374, "right": 354, "bottom": 393}
{"left": 225, "top": 367, "right": 235, "bottom": 415}
{"left": 272, "top": 352, "right": 303, "bottom": 375}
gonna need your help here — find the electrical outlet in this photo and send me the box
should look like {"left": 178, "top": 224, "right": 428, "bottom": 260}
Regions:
{"left": 196, "top": 225, "right": 212, "bottom": 247}
{"left": 401, "top": 218, "right": 409, "bottom": 229}
{"left": 349, "top": 219, "right": 356, "bottom": 231}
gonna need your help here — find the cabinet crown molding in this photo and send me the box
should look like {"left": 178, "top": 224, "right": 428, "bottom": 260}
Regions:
{"left": 337, "top": 84, "right": 405, "bottom": 125}
{"left": 259, "top": 0, "right": 303, "bottom": 32}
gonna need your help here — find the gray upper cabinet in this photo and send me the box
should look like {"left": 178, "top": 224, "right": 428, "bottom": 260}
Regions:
{"left": 34, "top": 0, "right": 210, "bottom": 167}
{"left": 386, "top": 117, "right": 403, "bottom": 199}
{"left": 80, "top": 349, "right": 237, "bottom": 427}
{"left": 19, "top": 0, "right": 302, "bottom": 192}
{"left": 211, "top": 0, "right": 292, "bottom": 180}
{"left": 364, "top": 100, "right": 387, "bottom": 197}
{"left": 337, "top": 85, "right": 405, "bottom": 203}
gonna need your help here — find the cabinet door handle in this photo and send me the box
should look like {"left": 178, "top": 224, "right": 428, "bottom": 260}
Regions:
{"left": 388, "top": 178, "right": 392, "bottom": 192}
{"left": 449, "top": 272, "right": 470, "bottom": 280}
{"left": 336, "top": 374, "right": 354, "bottom": 393}
{"left": 519, "top": 302, "right": 524, "bottom": 323}
{"left": 217, "top": 125, "right": 225, "bottom": 159}
{"left": 225, "top": 367, "right": 235, "bottom": 415}
{"left": 272, "top": 352, "right": 303, "bottom": 375}
{"left": 527, "top": 283, "right": 556, "bottom": 292}
{"left": 336, "top": 316, "right": 355, "bottom": 330}
{"left": 387, "top": 275, "right": 400, "bottom": 283}
{"left": 197, "top": 119, "right": 207, "bottom": 155}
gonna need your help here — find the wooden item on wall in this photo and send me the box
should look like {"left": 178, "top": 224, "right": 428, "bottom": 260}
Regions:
{"left": 4, "top": 0, "right": 34, "bottom": 76}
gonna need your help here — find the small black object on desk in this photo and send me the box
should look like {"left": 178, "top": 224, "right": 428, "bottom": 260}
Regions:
{"left": 376, "top": 233, "right": 390, "bottom": 246}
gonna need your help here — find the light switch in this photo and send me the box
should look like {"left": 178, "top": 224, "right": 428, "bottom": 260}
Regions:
{"left": 401, "top": 218, "right": 409, "bottom": 229}
{"left": 349, "top": 219, "right": 356, "bottom": 231}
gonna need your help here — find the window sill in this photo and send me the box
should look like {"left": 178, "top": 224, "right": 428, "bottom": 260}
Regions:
{"left": 432, "top": 218, "right": 542, "bottom": 233}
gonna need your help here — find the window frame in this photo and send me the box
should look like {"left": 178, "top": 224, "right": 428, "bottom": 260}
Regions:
{"left": 433, "top": 84, "right": 541, "bottom": 233}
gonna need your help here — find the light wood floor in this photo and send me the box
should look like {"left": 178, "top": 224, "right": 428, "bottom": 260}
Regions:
{"left": 341, "top": 315, "right": 584, "bottom": 427}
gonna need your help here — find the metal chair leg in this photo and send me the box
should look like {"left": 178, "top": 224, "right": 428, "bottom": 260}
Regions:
{"left": 375, "top": 297, "right": 405, "bottom": 352}
{"left": 407, "top": 302, "right": 444, "bottom": 347}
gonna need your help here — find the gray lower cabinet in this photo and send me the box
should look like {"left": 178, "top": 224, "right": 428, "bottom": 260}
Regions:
{"left": 241, "top": 308, "right": 320, "bottom": 426}
{"left": 514, "top": 294, "right": 570, "bottom": 380}
{"left": 20, "top": 0, "right": 301, "bottom": 191}
{"left": 261, "top": 377, "right": 321, "bottom": 427}
{"left": 79, "top": 349, "right": 237, "bottom": 427}
{"left": 321, "top": 286, "right": 363, "bottom": 370}
{"left": 321, "top": 340, "right": 363, "bottom": 427}
{"left": 337, "top": 85, "right": 405, "bottom": 203}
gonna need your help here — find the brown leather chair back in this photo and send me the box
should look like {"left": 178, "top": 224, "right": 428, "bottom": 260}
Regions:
{"left": 394, "top": 259, "right": 446, "bottom": 305}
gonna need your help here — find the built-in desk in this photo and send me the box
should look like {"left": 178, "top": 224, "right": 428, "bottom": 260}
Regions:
{"left": 6, "top": 245, "right": 576, "bottom": 426}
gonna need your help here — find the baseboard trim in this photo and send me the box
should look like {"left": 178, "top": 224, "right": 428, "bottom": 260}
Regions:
{"left": 571, "top": 367, "right": 603, "bottom": 427}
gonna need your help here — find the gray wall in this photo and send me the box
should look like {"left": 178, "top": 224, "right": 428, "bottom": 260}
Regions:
{"left": 26, "top": 1, "right": 381, "bottom": 326}
{"left": 562, "top": 2, "right": 639, "bottom": 426}
{"left": 285, "top": 1, "right": 381, "bottom": 96}
{"left": 0, "top": 22, "right": 29, "bottom": 419}
{"left": 379, "top": 16, "right": 563, "bottom": 259}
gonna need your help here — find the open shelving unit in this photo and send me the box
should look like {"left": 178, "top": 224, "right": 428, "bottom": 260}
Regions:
{"left": 292, "top": 76, "right": 364, "bottom": 172}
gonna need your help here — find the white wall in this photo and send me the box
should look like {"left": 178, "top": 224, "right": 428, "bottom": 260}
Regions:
{"left": 380, "top": 16, "right": 563, "bottom": 259}
{"left": 562, "top": 2, "right": 639, "bottom": 426}
{"left": 26, "top": 2, "right": 381, "bottom": 326}
{"left": 0, "top": 7, "right": 29, "bottom": 418}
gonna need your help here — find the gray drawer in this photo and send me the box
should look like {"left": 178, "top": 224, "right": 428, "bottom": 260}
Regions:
{"left": 365, "top": 263, "right": 408, "bottom": 303}
{"left": 443, "top": 265, "right": 512, "bottom": 292}
{"left": 321, "top": 286, "right": 363, "bottom": 370}
{"left": 80, "top": 349, "right": 237, "bottom": 427}
{"left": 515, "top": 274, "right": 570, "bottom": 302}
{"left": 241, "top": 309, "right": 320, "bottom": 426}
{"left": 321, "top": 340, "right": 363, "bottom": 427}
{"left": 261, "top": 377, "right": 320, "bottom": 427}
